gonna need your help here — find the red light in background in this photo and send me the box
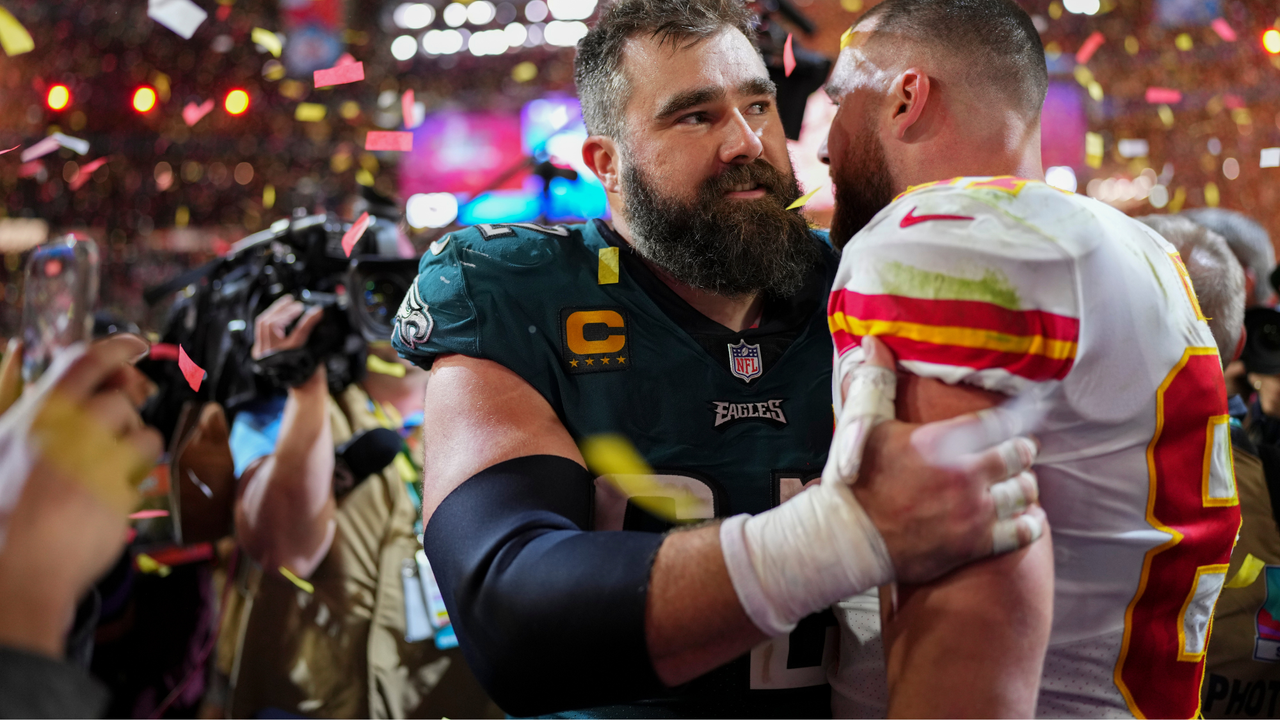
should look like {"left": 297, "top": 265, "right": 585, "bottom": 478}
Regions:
{"left": 46, "top": 84, "right": 70, "bottom": 111}
{"left": 224, "top": 89, "right": 249, "bottom": 115}
{"left": 132, "top": 86, "right": 157, "bottom": 113}
{"left": 1264, "top": 29, "right": 1280, "bottom": 55}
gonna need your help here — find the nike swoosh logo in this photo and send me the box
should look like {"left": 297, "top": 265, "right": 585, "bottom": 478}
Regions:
{"left": 899, "top": 207, "right": 975, "bottom": 228}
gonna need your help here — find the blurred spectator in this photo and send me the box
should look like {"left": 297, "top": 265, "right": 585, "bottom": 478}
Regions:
{"left": 0, "top": 335, "right": 163, "bottom": 718}
{"left": 1143, "top": 214, "right": 1280, "bottom": 718}
{"left": 213, "top": 294, "right": 498, "bottom": 719}
{"left": 1183, "top": 209, "right": 1276, "bottom": 401}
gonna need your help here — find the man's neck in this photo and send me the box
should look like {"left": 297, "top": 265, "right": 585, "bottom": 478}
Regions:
{"left": 607, "top": 216, "right": 763, "bottom": 332}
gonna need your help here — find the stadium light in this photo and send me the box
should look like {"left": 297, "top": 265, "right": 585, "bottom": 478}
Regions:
{"left": 46, "top": 84, "right": 71, "bottom": 111}
{"left": 132, "top": 86, "right": 158, "bottom": 113}
{"left": 1264, "top": 29, "right": 1280, "bottom": 55}
{"left": 225, "top": 89, "right": 250, "bottom": 115}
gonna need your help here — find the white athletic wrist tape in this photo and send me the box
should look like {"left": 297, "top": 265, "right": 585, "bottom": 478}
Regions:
{"left": 720, "top": 481, "right": 895, "bottom": 637}
{"left": 822, "top": 362, "right": 896, "bottom": 487}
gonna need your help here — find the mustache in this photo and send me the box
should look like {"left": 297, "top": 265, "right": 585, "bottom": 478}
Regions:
{"left": 700, "top": 160, "right": 799, "bottom": 203}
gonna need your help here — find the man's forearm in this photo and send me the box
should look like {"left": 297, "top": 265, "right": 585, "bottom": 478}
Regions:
{"left": 645, "top": 524, "right": 767, "bottom": 687}
{"left": 236, "top": 369, "right": 337, "bottom": 575}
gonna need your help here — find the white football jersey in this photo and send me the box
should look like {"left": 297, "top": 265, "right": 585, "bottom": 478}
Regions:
{"left": 826, "top": 177, "right": 1241, "bottom": 718}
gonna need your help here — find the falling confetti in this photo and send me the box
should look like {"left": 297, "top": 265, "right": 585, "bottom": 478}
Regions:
{"left": 598, "top": 247, "right": 619, "bottom": 285}
{"left": 366, "top": 354, "right": 407, "bottom": 377}
{"left": 294, "top": 102, "right": 327, "bottom": 122}
{"left": 178, "top": 345, "right": 205, "bottom": 391}
{"left": 1156, "top": 104, "right": 1175, "bottom": 128}
{"left": 402, "top": 89, "right": 418, "bottom": 130}
{"left": 0, "top": 145, "right": 17, "bottom": 156}
{"left": 147, "top": 0, "right": 208, "bottom": 40}
{"left": 1075, "top": 31, "right": 1104, "bottom": 64}
{"left": 1144, "top": 87, "right": 1181, "bottom": 104}
{"left": 580, "top": 434, "right": 701, "bottom": 522}
{"left": 20, "top": 136, "right": 60, "bottom": 163}
{"left": 365, "top": 131, "right": 413, "bottom": 151}
{"left": 1261, "top": 148, "right": 1280, "bottom": 169}
{"left": 1211, "top": 18, "right": 1237, "bottom": 42}
{"left": 251, "top": 27, "right": 282, "bottom": 57}
{"left": 1085, "top": 131, "right": 1104, "bottom": 169}
{"left": 129, "top": 509, "right": 170, "bottom": 520}
{"left": 787, "top": 184, "right": 825, "bottom": 210}
{"left": 1224, "top": 553, "right": 1264, "bottom": 588}
{"left": 0, "top": 6, "right": 34, "bottom": 56}
{"left": 840, "top": 27, "right": 854, "bottom": 51}
{"left": 136, "top": 553, "right": 172, "bottom": 577}
{"left": 182, "top": 99, "right": 214, "bottom": 126}
{"left": 69, "top": 156, "right": 109, "bottom": 191}
{"left": 314, "top": 61, "right": 364, "bottom": 88}
{"left": 342, "top": 212, "right": 370, "bottom": 257}
{"left": 783, "top": 33, "right": 796, "bottom": 77}
{"left": 279, "top": 566, "right": 314, "bottom": 593}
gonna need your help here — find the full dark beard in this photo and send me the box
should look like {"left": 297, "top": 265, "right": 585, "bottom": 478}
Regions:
{"left": 621, "top": 158, "right": 820, "bottom": 298}
{"left": 829, "top": 124, "right": 895, "bottom": 250}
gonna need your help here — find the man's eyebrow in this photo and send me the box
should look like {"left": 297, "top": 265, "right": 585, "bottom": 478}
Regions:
{"left": 655, "top": 86, "right": 724, "bottom": 121}
{"left": 740, "top": 77, "right": 777, "bottom": 97}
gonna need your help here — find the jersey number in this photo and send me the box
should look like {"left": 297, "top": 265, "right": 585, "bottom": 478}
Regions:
{"left": 1114, "top": 348, "right": 1241, "bottom": 719}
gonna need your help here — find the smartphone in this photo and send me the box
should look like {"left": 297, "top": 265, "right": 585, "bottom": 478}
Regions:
{"left": 21, "top": 234, "right": 99, "bottom": 383}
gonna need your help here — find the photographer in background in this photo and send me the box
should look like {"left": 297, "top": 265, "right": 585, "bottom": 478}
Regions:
{"left": 215, "top": 200, "right": 497, "bottom": 719}
{"left": 0, "top": 334, "right": 162, "bottom": 718}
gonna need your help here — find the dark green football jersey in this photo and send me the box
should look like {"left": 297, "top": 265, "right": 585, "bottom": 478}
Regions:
{"left": 394, "top": 219, "right": 839, "bottom": 718}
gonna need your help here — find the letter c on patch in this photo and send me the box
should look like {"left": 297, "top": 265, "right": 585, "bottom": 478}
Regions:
{"left": 566, "top": 310, "right": 626, "bottom": 354}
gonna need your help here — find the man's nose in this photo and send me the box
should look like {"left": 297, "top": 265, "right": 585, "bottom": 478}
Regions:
{"left": 719, "top": 109, "right": 764, "bottom": 165}
{"left": 818, "top": 134, "right": 830, "bottom": 166}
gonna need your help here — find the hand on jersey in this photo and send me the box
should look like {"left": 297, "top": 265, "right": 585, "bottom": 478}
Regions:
{"left": 832, "top": 335, "right": 1046, "bottom": 584}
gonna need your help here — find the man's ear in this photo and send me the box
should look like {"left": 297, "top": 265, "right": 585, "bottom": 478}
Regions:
{"left": 583, "top": 136, "right": 623, "bottom": 194}
{"left": 889, "top": 68, "right": 930, "bottom": 141}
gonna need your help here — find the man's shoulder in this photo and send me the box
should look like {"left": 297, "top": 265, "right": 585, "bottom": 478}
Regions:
{"left": 427, "top": 221, "right": 590, "bottom": 268}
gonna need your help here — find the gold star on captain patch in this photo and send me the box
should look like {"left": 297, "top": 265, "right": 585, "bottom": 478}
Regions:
{"left": 585, "top": 358, "right": 594, "bottom": 365}
{"left": 601, "top": 357, "right": 610, "bottom": 364}
{"left": 569, "top": 359, "right": 579, "bottom": 367}
{"left": 617, "top": 357, "right": 626, "bottom": 364}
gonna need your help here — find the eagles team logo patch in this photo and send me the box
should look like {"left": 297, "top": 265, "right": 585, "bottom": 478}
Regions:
{"left": 710, "top": 399, "right": 787, "bottom": 429}
{"left": 394, "top": 283, "right": 433, "bottom": 350}
{"left": 728, "top": 339, "right": 762, "bottom": 382}
{"left": 561, "top": 307, "right": 630, "bottom": 374}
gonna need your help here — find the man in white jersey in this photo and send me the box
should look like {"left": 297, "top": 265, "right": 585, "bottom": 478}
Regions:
{"left": 819, "top": 0, "right": 1241, "bottom": 716}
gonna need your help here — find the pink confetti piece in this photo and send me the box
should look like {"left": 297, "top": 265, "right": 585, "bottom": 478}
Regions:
{"left": 783, "top": 33, "right": 796, "bottom": 78}
{"left": 17, "top": 160, "right": 42, "bottom": 178}
{"left": 20, "top": 135, "right": 60, "bottom": 163}
{"left": 0, "top": 145, "right": 18, "bottom": 156}
{"left": 314, "top": 61, "right": 364, "bottom": 88}
{"left": 1075, "top": 31, "right": 1104, "bottom": 64}
{"left": 148, "top": 343, "right": 180, "bottom": 362}
{"left": 216, "top": 4, "right": 231, "bottom": 21}
{"left": 365, "top": 130, "right": 413, "bottom": 151}
{"left": 402, "top": 89, "right": 418, "bottom": 129}
{"left": 69, "top": 156, "right": 109, "bottom": 191}
{"left": 1145, "top": 87, "right": 1182, "bottom": 104}
{"left": 1211, "top": 18, "right": 1237, "bottom": 42}
{"left": 336, "top": 52, "right": 356, "bottom": 66}
{"left": 1224, "top": 94, "right": 1245, "bottom": 110}
{"left": 182, "top": 99, "right": 214, "bottom": 126}
{"left": 129, "top": 509, "right": 170, "bottom": 520}
{"left": 178, "top": 345, "right": 205, "bottom": 391}
{"left": 342, "top": 212, "right": 370, "bottom": 257}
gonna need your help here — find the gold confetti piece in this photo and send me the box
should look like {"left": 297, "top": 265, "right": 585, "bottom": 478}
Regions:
{"left": 295, "top": 102, "right": 327, "bottom": 122}
{"left": 252, "top": 27, "right": 282, "bottom": 57}
{"left": 367, "top": 354, "right": 407, "bottom": 377}
{"left": 1124, "top": 35, "right": 1139, "bottom": 55}
{"left": 279, "top": 566, "right": 314, "bottom": 593}
{"left": 787, "top": 184, "right": 825, "bottom": 210}
{"left": 1169, "top": 186, "right": 1186, "bottom": 213}
{"left": 1224, "top": 553, "right": 1265, "bottom": 588}
{"left": 1157, "top": 104, "right": 1175, "bottom": 128}
{"left": 598, "top": 247, "right": 619, "bottom": 285}
{"left": 136, "top": 553, "right": 172, "bottom": 577}
{"left": 580, "top": 434, "right": 701, "bottom": 522}
{"left": 1174, "top": 32, "right": 1193, "bottom": 51}
{"left": 0, "top": 6, "right": 33, "bottom": 56}
{"left": 840, "top": 0, "right": 862, "bottom": 11}
{"left": 839, "top": 27, "right": 854, "bottom": 51}
{"left": 1087, "top": 81, "right": 1104, "bottom": 102}
{"left": 263, "top": 184, "right": 276, "bottom": 209}
{"left": 1085, "top": 132, "right": 1103, "bottom": 169}
{"left": 1047, "top": 1, "right": 1062, "bottom": 20}
{"left": 1072, "top": 65, "right": 1094, "bottom": 88}
{"left": 1205, "top": 182, "right": 1220, "bottom": 207}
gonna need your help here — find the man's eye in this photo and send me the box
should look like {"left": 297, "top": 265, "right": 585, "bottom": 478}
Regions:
{"left": 746, "top": 101, "right": 770, "bottom": 114}
{"left": 677, "top": 112, "right": 709, "bottom": 125}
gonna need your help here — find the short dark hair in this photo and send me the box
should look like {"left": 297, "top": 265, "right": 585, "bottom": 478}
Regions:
{"left": 858, "top": 0, "right": 1048, "bottom": 118}
{"left": 574, "top": 0, "right": 758, "bottom": 138}
{"left": 1181, "top": 208, "right": 1275, "bottom": 306}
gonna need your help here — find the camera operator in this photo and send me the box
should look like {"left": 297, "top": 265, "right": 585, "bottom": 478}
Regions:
{"left": 218, "top": 230, "right": 497, "bottom": 718}
{"left": 0, "top": 334, "right": 162, "bottom": 718}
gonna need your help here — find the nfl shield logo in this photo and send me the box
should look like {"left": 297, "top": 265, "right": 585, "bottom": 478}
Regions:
{"left": 728, "top": 339, "right": 763, "bottom": 382}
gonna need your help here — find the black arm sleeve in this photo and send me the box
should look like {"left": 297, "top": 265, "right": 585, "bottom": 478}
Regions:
{"left": 424, "top": 455, "right": 668, "bottom": 716}
{"left": 0, "top": 646, "right": 109, "bottom": 718}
